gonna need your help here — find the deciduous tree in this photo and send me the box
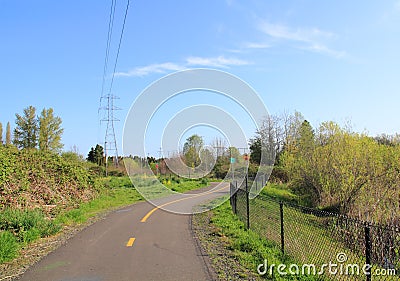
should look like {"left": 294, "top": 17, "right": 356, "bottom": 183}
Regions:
{"left": 183, "top": 134, "right": 204, "bottom": 167}
{"left": 38, "top": 108, "right": 64, "bottom": 152}
{"left": 5, "top": 122, "right": 11, "bottom": 145}
{"left": 13, "top": 106, "right": 38, "bottom": 149}
{"left": 0, "top": 122, "right": 3, "bottom": 144}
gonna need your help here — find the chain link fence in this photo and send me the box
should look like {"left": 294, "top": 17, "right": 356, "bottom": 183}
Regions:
{"left": 230, "top": 177, "right": 400, "bottom": 280}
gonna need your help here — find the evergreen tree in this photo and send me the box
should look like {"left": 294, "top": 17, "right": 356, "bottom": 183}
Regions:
{"left": 13, "top": 106, "right": 38, "bottom": 149}
{"left": 298, "top": 120, "right": 315, "bottom": 154}
{"left": 94, "top": 144, "right": 104, "bottom": 166}
{"left": 5, "top": 122, "right": 11, "bottom": 145}
{"left": 38, "top": 108, "right": 64, "bottom": 152}
{"left": 87, "top": 147, "right": 96, "bottom": 163}
{"left": 0, "top": 122, "right": 3, "bottom": 144}
{"left": 87, "top": 144, "right": 104, "bottom": 166}
{"left": 249, "top": 137, "right": 261, "bottom": 164}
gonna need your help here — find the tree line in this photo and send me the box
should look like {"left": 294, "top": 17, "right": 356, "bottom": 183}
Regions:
{"left": 249, "top": 111, "right": 400, "bottom": 224}
{"left": 1, "top": 105, "right": 64, "bottom": 152}
{"left": 80, "top": 109, "right": 400, "bottom": 225}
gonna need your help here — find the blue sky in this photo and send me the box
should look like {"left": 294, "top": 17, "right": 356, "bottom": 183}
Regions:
{"left": 1, "top": 0, "right": 400, "bottom": 157}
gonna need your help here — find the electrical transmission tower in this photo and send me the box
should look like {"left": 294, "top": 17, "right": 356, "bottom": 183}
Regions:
{"left": 100, "top": 93, "right": 120, "bottom": 174}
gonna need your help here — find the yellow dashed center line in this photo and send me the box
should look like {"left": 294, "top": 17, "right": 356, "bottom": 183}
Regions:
{"left": 140, "top": 184, "right": 228, "bottom": 223}
{"left": 126, "top": 237, "right": 136, "bottom": 247}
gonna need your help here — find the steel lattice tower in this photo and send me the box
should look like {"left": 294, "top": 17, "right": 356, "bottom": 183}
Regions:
{"left": 100, "top": 93, "right": 120, "bottom": 175}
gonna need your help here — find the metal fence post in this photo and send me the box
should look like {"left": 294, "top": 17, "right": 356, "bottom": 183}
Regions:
{"left": 230, "top": 182, "right": 232, "bottom": 207}
{"left": 230, "top": 182, "right": 237, "bottom": 214}
{"left": 234, "top": 181, "right": 238, "bottom": 215}
{"left": 365, "top": 224, "right": 372, "bottom": 281}
{"left": 280, "top": 201, "right": 285, "bottom": 255}
{"left": 230, "top": 182, "right": 233, "bottom": 209}
{"left": 245, "top": 176, "right": 250, "bottom": 229}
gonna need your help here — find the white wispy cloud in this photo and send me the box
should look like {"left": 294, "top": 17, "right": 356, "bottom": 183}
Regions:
{"left": 243, "top": 42, "right": 271, "bottom": 49}
{"left": 115, "top": 56, "right": 249, "bottom": 77}
{"left": 259, "top": 21, "right": 334, "bottom": 43}
{"left": 114, "top": 62, "right": 186, "bottom": 77}
{"left": 256, "top": 21, "right": 345, "bottom": 58}
{"left": 186, "top": 55, "right": 249, "bottom": 68}
{"left": 301, "top": 44, "right": 346, "bottom": 59}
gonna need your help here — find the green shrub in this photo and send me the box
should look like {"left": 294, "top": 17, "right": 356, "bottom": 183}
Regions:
{"left": 200, "top": 178, "right": 208, "bottom": 185}
{"left": 0, "top": 146, "right": 98, "bottom": 214}
{"left": 0, "top": 231, "right": 19, "bottom": 263}
{"left": 172, "top": 176, "right": 181, "bottom": 184}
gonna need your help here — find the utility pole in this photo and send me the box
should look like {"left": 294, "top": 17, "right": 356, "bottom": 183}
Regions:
{"left": 157, "top": 147, "right": 163, "bottom": 176}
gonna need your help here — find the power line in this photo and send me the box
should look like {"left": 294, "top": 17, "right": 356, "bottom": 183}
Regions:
{"left": 107, "top": 0, "right": 130, "bottom": 97}
{"left": 98, "top": 0, "right": 116, "bottom": 145}
{"left": 98, "top": 0, "right": 131, "bottom": 176}
{"left": 100, "top": 0, "right": 117, "bottom": 104}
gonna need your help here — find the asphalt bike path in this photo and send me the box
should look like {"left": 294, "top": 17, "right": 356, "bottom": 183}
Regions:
{"left": 18, "top": 182, "right": 229, "bottom": 281}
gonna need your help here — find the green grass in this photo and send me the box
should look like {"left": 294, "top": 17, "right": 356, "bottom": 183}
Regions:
{"left": 167, "top": 178, "right": 209, "bottom": 193}
{"left": 259, "top": 183, "right": 299, "bottom": 204}
{"left": 131, "top": 175, "right": 213, "bottom": 200}
{"left": 56, "top": 176, "right": 213, "bottom": 225}
{"left": 250, "top": 198, "right": 355, "bottom": 264}
{"left": 0, "top": 231, "right": 19, "bottom": 263}
{"left": 102, "top": 176, "right": 135, "bottom": 189}
{"left": 55, "top": 184, "right": 143, "bottom": 225}
{"left": 0, "top": 208, "right": 60, "bottom": 263}
{"left": 0, "top": 208, "right": 61, "bottom": 244}
{"left": 208, "top": 201, "right": 322, "bottom": 280}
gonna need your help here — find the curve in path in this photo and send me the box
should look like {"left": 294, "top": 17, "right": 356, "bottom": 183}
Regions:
{"left": 17, "top": 182, "right": 229, "bottom": 281}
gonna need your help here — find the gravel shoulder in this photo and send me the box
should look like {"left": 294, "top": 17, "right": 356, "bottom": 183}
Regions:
{"left": 191, "top": 209, "right": 263, "bottom": 281}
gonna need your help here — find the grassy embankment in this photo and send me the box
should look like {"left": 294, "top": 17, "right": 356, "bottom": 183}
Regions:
{"left": 0, "top": 175, "right": 210, "bottom": 264}
{"left": 0, "top": 145, "right": 210, "bottom": 264}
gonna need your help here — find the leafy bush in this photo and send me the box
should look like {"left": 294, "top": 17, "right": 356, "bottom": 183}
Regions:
{"left": 282, "top": 122, "right": 400, "bottom": 223}
{"left": 200, "top": 178, "right": 208, "bottom": 185}
{"left": 0, "top": 146, "right": 98, "bottom": 215}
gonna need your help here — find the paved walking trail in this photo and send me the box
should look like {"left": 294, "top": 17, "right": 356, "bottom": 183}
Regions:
{"left": 17, "top": 182, "right": 228, "bottom": 281}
